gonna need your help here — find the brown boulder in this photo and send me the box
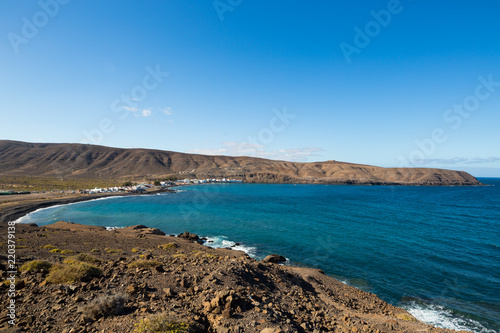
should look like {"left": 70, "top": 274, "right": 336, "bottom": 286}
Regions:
{"left": 261, "top": 254, "right": 286, "bottom": 264}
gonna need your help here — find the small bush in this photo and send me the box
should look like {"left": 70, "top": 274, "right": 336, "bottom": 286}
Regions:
{"left": 158, "top": 243, "right": 178, "bottom": 250}
{"left": 60, "top": 249, "right": 75, "bottom": 255}
{"left": 172, "top": 253, "right": 186, "bottom": 258}
{"left": 134, "top": 313, "right": 194, "bottom": 333}
{"left": 132, "top": 248, "right": 140, "bottom": 253}
{"left": 49, "top": 249, "right": 62, "bottom": 253}
{"left": 80, "top": 293, "right": 128, "bottom": 319}
{"left": 128, "top": 260, "right": 161, "bottom": 270}
{"left": 43, "top": 244, "right": 56, "bottom": 249}
{"left": 16, "top": 245, "right": 28, "bottom": 249}
{"left": 91, "top": 249, "right": 100, "bottom": 253}
{"left": 396, "top": 313, "right": 417, "bottom": 322}
{"left": 63, "top": 258, "right": 78, "bottom": 264}
{"left": 20, "top": 260, "right": 52, "bottom": 272}
{"left": 105, "top": 248, "right": 122, "bottom": 254}
{"left": 70, "top": 253, "right": 101, "bottom": 264}
{"left": 46, "top": 262, "right": 102, "bottom": 284}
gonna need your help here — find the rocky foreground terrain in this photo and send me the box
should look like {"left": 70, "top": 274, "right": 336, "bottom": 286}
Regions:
{"left": 0, "top": 140, "right": 481, "bottom": 186}
{"left": 0, "top": 221, "right": 470, "bottom": 333}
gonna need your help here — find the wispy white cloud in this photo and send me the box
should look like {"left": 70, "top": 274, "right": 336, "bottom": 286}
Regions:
{"left": 188, "top": 142, "right": 323, "bottom": 161}
{"left": 126, "top": 106, "right": 171, "bottom": 118}
{"left": 161, "top": 107, "right": 172, "bottom": 115}
{"left": 123, "top": 106, "right": 138, "bottom": 112}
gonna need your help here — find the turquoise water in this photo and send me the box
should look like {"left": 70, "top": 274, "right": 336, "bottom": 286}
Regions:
{"left": 18, "top": 178, "right": 500, "bottom": 332}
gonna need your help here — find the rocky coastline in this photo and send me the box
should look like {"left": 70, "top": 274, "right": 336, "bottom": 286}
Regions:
{"left": 0, "top": 221, "right": 471, "bottom": 332}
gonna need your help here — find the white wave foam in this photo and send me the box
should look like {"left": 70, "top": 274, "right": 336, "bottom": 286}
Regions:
{"left": 105, "top": 226, "right": 124, "bottom": 231}
{"left": 15, "top": 195, "right": 128, "bottom": 224}
{"left": 402, "top": 302, "right": 495, "bottom": 333}
{"left": 204, "top": 236, "right": 257, "bottom": 257}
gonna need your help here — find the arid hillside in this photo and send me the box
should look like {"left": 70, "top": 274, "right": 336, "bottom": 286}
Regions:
{"left": 0, "top": 221, "right": 471, "bottom": 332}
{"left": 0, "top": 140, "right": 480, "bottom": 186}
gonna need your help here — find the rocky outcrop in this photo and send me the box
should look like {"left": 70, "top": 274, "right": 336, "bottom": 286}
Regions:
{"left": 261, "top": 254, "right": 287, "bottom": 264}
{"left": 177, "top": 231, "right": 202, "bottom": 243}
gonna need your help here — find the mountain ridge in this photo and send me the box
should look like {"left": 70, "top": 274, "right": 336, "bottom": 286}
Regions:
{"left": 0, "top": 140, "right": 481, "bottom": 186}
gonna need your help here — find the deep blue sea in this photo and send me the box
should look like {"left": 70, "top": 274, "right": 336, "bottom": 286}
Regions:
{"left": 18, "top": 178, "right": 500, "bottom": 332}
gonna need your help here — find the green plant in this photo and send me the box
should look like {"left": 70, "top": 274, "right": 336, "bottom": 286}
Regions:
{"left": 43, "top": 244, "right": 56, "bottom": 249}
{"left": 158, "top": 243, "right": 178, "bottom": 250}
{"left": 396, "top": 313, "right": 417, "bottom": 322}
{"left": 75, "top": 253, "right": 102, "bottom": 263}
{"left": 20, "top": 260, "right": 52, "bottom": 272}
{"left": 60, "top": 249, "right": 75, "bottom": 255}
{"left": 46, "top": 262, "right": 102, "bottom": 284}
{"left": 49, "top": 248, "right": 62, "bottom": 253}
{"left": 133, "top": 313, "right": 193, "bottom": 333}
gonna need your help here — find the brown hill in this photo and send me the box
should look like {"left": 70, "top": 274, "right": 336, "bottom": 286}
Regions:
{"left": 0, "top": 140, "right": 480, "bottom": 186}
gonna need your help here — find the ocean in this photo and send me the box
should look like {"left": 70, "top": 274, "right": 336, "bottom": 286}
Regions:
{"left": 18, "top": 178, "right": 500, "bottom": 332}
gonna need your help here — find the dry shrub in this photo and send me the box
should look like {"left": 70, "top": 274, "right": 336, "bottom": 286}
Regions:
{"left": 20, "top": 260, "right": 52, "bottom": 272}
{"left": 80, "top": 293, "right": 128, "bottom": 319}
{"left": 46, "top": 262, "right": 101, "bottom": 284}
{"left": 134, "top": 313, "right": 203, "bottom": 333}
{"left": 68, "top": 253, "right": 102, "bottom": 264}
{"left": 158, "top": 243, "right": 178, "bottom": 250}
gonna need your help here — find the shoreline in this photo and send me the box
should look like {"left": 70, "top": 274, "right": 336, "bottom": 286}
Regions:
{"left": 1, "top": 184, "right": 489, "bottom": 331}
{"left": 1, "top": 179, "right": 491, "bottom": 226}
{"left": 1, "top": 221, "right": 471, "bottom": 332}
{"left": 0, "top": 186, "right": 175, "bottom": 224}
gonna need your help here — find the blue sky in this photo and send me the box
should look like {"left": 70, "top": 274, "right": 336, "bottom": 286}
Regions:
{"left": 1, "top": 1, "right": 499, "bottom": 177}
